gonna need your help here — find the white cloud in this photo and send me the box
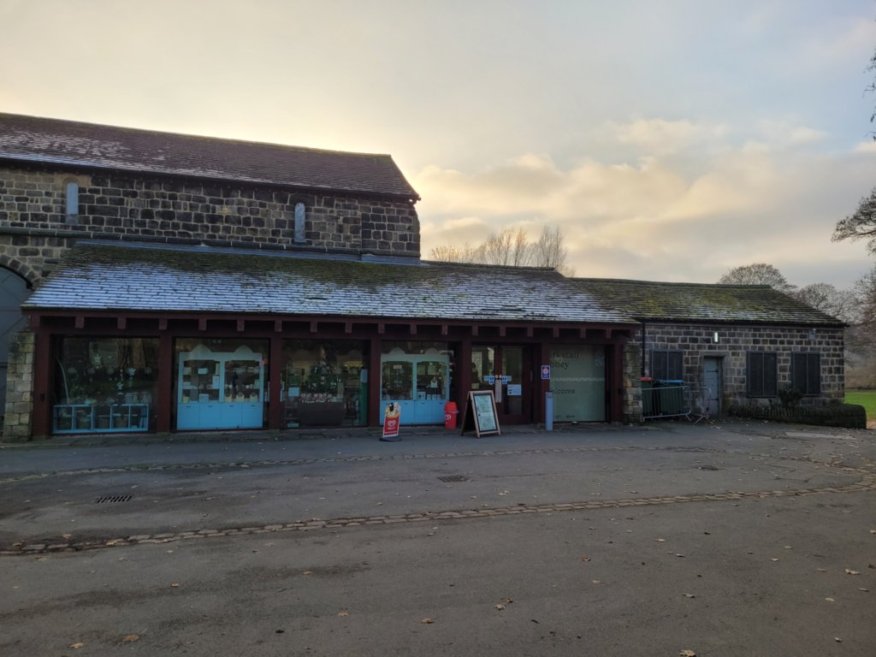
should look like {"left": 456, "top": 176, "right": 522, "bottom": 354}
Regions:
{"left": 415, "top": 130, "right": 874, "bottom": 288}
{"left": 607, "top": 118, "right": 729, "bottom": 155}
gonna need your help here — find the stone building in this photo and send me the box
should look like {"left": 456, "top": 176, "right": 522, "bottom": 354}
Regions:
{"left": 575, "top": 279, "right": 846, "bottom": 417}
{"left": 0, "top": 113, "right": 846, "bottom": 440}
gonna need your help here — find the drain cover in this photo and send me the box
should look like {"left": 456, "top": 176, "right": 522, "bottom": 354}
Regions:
{"left": 95, "top": 495, "right": 133, "bottom": 504}
{"left": 437, "top": 475, "right": 469, "bottom": 483}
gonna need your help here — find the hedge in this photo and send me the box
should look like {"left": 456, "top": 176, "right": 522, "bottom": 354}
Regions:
{"left": 727, "top": 403, "right": 867, "bottom": 429}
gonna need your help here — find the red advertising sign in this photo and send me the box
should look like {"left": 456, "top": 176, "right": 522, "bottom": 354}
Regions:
{"left": 381, "top": 402, "right": 401, "bottom": 441}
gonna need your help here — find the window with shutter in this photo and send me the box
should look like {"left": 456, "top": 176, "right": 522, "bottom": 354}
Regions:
{"left": 651, "top": 350, "right": 683, "bottom": 381}
{"left": 747, "top": 352, "right": 777, "bottom": 397}
{"left": 791, "top": 353, "right": 821, "bottom": 395}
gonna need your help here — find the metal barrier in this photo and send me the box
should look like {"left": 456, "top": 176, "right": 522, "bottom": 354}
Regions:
{"left": 642, "top": 383, "right": 709, "bottom": 423}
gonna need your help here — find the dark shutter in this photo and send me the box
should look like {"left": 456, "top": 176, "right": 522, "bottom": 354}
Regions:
{"left": 807, "top": 354, "right": 820, "bottom": 395}
{"left": 764, "top": 353, "right": 777, "bottom": 396}
{"left": 651, "top": 350, "right": 684, "bottom": 381}
{"left": 748, "top": 352, "right": 777, "bottom": 397}
{"left": 668, "top": 352, "right": 683, "bottom": 380}
{"left": 792, "top": 353, "right": 821, "bottom": 395}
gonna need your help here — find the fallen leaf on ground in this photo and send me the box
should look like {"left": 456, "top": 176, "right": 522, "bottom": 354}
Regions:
{"left": 121, "top": 634, "right": 140, "bottom": 642}
{"left": 495, "top": 604, "right": 505, "bottom": 610}
{"left": 580, "top": 554, "right": 591, "bottom": 562}
{"left": 835, "top": 637, "right": 842, "bottom": 643}
{"left": 825, "top": 597, "right": 835, "bottom": 602}
{"left": 683, "top": 593, "right": 695, "bottom": 598}
{"left": 337, "top": 610, "right": 350, "bottom": 617}
{"left": 675, "top": 554, "right": 685, "bottom": 558}
{"left": 302, "top": 571, "right": 312, "bottom": 576}
{"left": 420, "top": 618, "right": 434, "bottom": 624}
{"left": 845, "top": 569, "right": 860, "bottom": 575}
{"left": 69, "top": 642, "right": 85, "bottom": 649}
{"left": 680, "top": 650, "right": 696, "bottom": 656}
{"left": 656, "top": 538, "right": 666, "bottom": 543}
{"left": 500, "top": 597, "right": 513, "bottom": 604}
{"left": 859, "top": 588, "right": 870, "bottom": 592}
{"left": 170, "top": 582, "right": 179, "bottom": 588}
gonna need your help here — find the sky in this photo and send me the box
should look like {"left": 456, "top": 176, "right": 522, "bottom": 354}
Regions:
{"left": 1, "top": 0, "right": 874, "bottom": 288}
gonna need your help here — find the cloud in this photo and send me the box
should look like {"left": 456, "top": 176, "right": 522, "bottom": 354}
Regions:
{"left": 607, "top": 118, "right": 729, "bottom": 155}
{"left": 415, "top": 123, "right": 874, "bottom": 288}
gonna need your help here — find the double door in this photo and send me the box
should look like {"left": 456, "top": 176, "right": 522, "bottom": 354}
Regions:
{"left": 471, "top": 345, "right": 531, "bottom": 424}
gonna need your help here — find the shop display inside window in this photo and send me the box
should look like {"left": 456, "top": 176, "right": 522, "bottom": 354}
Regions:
{"left": 175, "top": 342, "right": 266, "bottom": 431}
{"left": 282, "top": 341, "right": 367, "bottom": 428}
{"left": 382, "top": 361, "right": 413, "bottom": 399}
{"left": 416, "top": 361, "right": 446, "bottom": 400}
{"left": 180, "top": 360, "right": 220, "bottom": 403}
{"left": 53, "top": 338, "right": 158, "bottom": 434}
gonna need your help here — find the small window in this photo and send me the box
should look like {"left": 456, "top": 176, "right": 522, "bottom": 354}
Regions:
{"left": 747, "top": 352, "right": 777, "bottom": 397}
{"left": 65, "top": 181, "right": 79, "bottom": 223}
{"left": 651, "top": 350, "right": 683, "bottom": 381}
{"left": 293, "top": 202, "right": 306, "bottom": 243}
{"left": 791, "top": 353, "right": 821, "bottom": 395}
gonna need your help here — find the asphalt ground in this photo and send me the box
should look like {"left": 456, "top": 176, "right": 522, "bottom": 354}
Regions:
{"left": 0, "top": 420, "right": 874, "bottom": 656}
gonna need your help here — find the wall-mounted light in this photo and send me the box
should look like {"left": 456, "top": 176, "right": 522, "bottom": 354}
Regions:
{"left": 809, "top": 328, "right": 817, "bottom": 341}
{"left": 713, "top": 331, "right": 719, "bottom": 344}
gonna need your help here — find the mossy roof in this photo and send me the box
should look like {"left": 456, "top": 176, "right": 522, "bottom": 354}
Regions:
{"left": 0, "top": 113, "right": 418, "bottom": 199}
{"left": 25, "top": 243, "right": 634, "bottom": 324}
{"left": 573, "top": 278, "right": 844, "bottom": 326}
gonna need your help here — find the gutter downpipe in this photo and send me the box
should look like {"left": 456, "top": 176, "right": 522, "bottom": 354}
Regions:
{"left": 640, "top": 320, "right": 647, "bottom": 377}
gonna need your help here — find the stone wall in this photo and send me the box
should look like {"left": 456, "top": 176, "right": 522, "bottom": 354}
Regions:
{"left": 622, "top": 340, "right": 643, "bottom": 423}
{"left": 635, "top": 322, "right": 845, "bottom": 410}
{"left": 0, "top": 164, "right": 421, "bottom": 281}
{"left": 2, "top": 329, "right": 34, "bottom": 442}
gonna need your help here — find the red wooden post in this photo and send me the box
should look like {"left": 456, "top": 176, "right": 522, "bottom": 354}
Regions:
{"left": 268, "top": 335, "right": 283, "bottom": 430}
{"left": 156, "top": 332, "right": 173, "bottom": 432}
{"left": 31, "top": 329, "right": 53, "bottom": 438}
{"left": 368, "top": 336, "right": 381, "bottom": 427}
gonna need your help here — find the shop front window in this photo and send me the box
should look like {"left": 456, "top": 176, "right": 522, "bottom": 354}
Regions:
{"left": 283, "top": 340, "right": 367, "bottom": 427}
{"left": 380, "top": 341, "right": 451, "bottom": 425}
{"left": 53, "top": 337, "right": 158, "bottom": 434}
{"left": 175, "top": 338, "right": 267, "bottom": 431}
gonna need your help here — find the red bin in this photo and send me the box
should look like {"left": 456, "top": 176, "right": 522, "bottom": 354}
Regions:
{"left": 444, "top": 401, "right": 459, "bottom": 430}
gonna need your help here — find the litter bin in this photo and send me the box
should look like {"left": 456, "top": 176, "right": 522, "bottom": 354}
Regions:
{"left": 444, "top": 401, "right": 459, "bottom": 430}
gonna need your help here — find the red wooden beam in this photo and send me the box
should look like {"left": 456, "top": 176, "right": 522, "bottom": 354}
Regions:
{"left": 198, "top": 318, "right": 207, "bottom": 331}
{"left": 274, "top": 319, "right": 283, "bottom": 333}
{"left": 237, "top": 319, "right": 246, "bottom": 332}
{"left": 74, "top": 316, "right": 85, "bottom": 329}
{"left": 117, "top": 317, "right": 127, "bottom": 330}
{"left": 309, "top": 321, "right": 318, "bottom": 334}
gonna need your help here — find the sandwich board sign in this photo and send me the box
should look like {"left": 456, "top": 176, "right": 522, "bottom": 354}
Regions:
{"left": 460, "top": 390, "right": 501, "bottom": 438}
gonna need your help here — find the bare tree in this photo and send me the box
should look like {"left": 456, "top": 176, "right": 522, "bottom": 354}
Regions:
{"left": 833, "top": 186, "right": 876, "bottom": 255}
{"left": 792, "top": 283, "right": 859, "bottom": 323}
{"left": 532, "top": 225, "right": 573, "bottom": 275}
{"left": 479, "top": 227, "right": 533, "bottom": 267}
{"left": 429, "top": 225, "right": 574, "bottom": 275}
{"left": 429, "top": 244, "right": 480, "bottom": 263}
{"left": 718, "top": 263, "right": 795, "bottom": 294}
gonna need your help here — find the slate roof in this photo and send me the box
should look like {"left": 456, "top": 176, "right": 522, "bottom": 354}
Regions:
{"left": 573, "top": 278, "right": 844, "bottom": 326}
{"left": 0, "top": 113, "right": 418, "bottom": 199}
{"left": 24, "top": 243, "right": 634, "bottom": 325}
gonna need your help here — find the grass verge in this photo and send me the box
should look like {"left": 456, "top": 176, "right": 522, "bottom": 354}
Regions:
{"left": 845, "top": 389, "right": 876, "bottom": 423}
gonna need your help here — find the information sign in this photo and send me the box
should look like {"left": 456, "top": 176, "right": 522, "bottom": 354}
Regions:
{"left": 460, "top": 390, "right": 501, "bottom": 438}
